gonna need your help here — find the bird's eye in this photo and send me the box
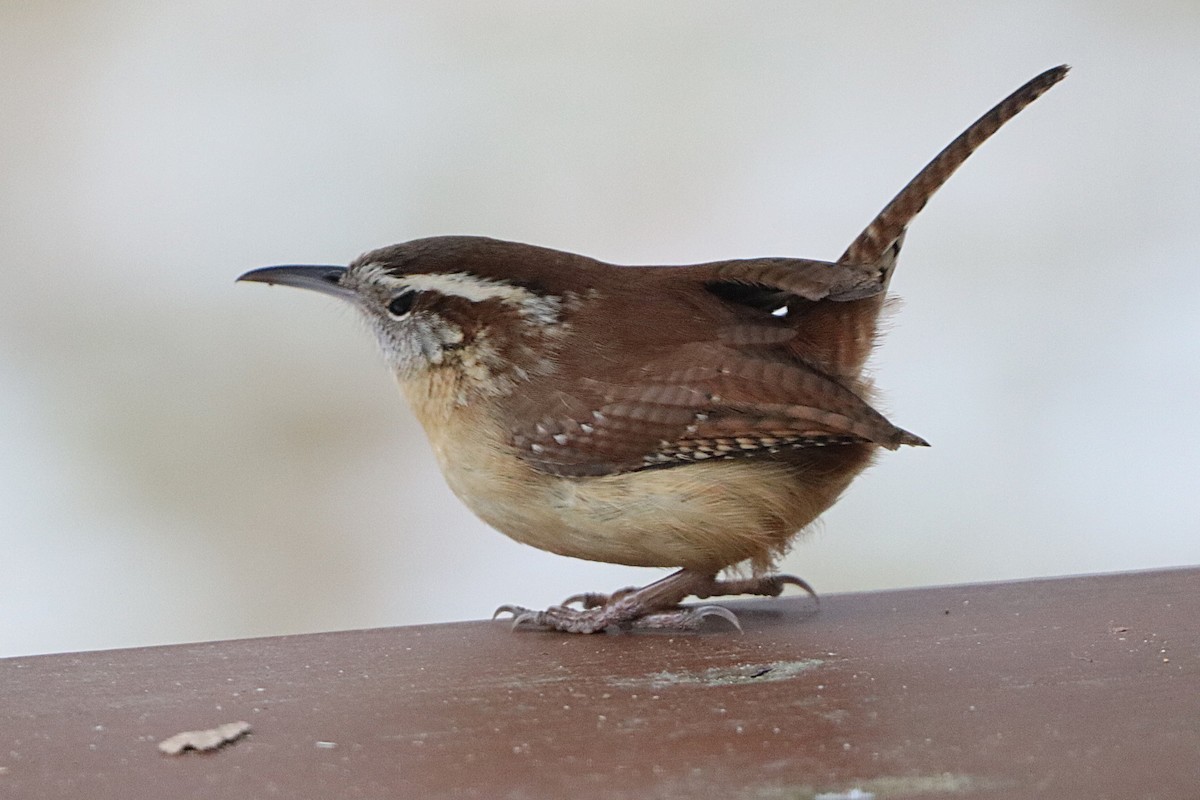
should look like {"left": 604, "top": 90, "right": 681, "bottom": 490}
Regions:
{"left": 387, "top": 291, "right": 417, "bottom": 318}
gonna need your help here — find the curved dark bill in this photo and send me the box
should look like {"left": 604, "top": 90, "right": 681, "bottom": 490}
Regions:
{"left": 236, "top": 265, "right": 354, "bottom": 301}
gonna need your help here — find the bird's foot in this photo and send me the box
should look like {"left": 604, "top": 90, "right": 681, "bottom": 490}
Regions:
{"left": 492, "top": 568, "right": 810, "bottom": 634}
{"left": 558, "top": 573, "right": 815, "bottom": 609}
{"left": 694, "top": 573, "right": 818, "bottom": 603}
{"left": 494, "top": 601, "right": 739, "bottom": 634}
{"left": 560, "top": 587, "right": 636, "bottom": 609}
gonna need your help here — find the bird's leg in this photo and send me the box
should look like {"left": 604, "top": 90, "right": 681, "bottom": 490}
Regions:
{"left": 496, "top": 568, "right": 740, "bottom": 634}
{"left": 694, "top": 573, "right": 818, "bottom": 602}
{"left": 563, "top": 572, "right": 815, "bottom": 609}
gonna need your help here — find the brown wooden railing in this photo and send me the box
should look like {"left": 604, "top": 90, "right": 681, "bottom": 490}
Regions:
{"left": 3, "top": 567, "right": 1197, "bottom": 798}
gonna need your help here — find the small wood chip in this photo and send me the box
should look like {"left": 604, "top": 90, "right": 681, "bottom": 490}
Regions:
{"left": 157, "top": 721, "right": 251, "bottom": 755}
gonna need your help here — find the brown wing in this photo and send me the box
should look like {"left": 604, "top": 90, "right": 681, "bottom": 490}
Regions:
{"left": 511, "top": 342, "right": 924, "bottom": 478}
{"left": 694, "top": 256, "right": 892, "bottom": 381}
{"left": 702, "top": 257, "right": 886, "bottom": 303}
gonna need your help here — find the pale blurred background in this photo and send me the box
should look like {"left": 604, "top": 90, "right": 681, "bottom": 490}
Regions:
{"left": 2, "top": 2, "right": 1197, "bottom": 657}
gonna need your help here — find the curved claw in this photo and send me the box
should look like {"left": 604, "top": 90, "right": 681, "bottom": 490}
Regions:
{"left": 492, "top": 604, "right": 526, "bottom": 620}
{"left": 494, "top": 605, "right": 553, "bottom": 630}
{"left": 561, "top": 592, "right": 609, "bottom": 609}
{"left": 775, "top": 574, "right": 819, "bottom": 602}
{"left": 626, "top": 603, "right": 743, "bottom": 632}
{"left": 510, "top": 611, "right": 546, "bottom": 630}
{"left": 693, "top": 604, "right": 743, "bottom": 632}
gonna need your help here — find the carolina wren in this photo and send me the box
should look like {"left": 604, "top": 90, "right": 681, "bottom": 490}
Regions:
{"left": 239, "top": 66, "right": 1067, "bottom": 633}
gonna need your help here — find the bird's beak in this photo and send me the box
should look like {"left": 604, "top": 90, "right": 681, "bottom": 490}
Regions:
{"left": 236, "top": 265, "right": 356, "bottom": 302}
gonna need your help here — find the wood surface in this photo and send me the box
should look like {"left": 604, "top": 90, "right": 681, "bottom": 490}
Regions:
{"left": 3, "top": 567, "right": 1197, "bottom": 799}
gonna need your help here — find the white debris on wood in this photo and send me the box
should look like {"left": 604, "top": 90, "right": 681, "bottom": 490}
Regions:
{"left": 157, "top": 721, "right": 252, "bottom": 755}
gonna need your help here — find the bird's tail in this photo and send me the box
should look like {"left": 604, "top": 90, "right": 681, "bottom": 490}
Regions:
{"left": 839, "top": 65, "right": 1070, "bottom": 286}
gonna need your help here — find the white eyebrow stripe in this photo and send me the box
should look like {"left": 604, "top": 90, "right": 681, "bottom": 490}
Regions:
{"left": 402, "top": 272, "right": 540, "bottom": 306}
{"left": 359, "top": 266, "right": 563, "bottom": 325}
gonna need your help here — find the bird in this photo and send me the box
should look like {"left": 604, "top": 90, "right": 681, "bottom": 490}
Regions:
{"left": 239, "top": 65, "right": 1068, "bottom": 633}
